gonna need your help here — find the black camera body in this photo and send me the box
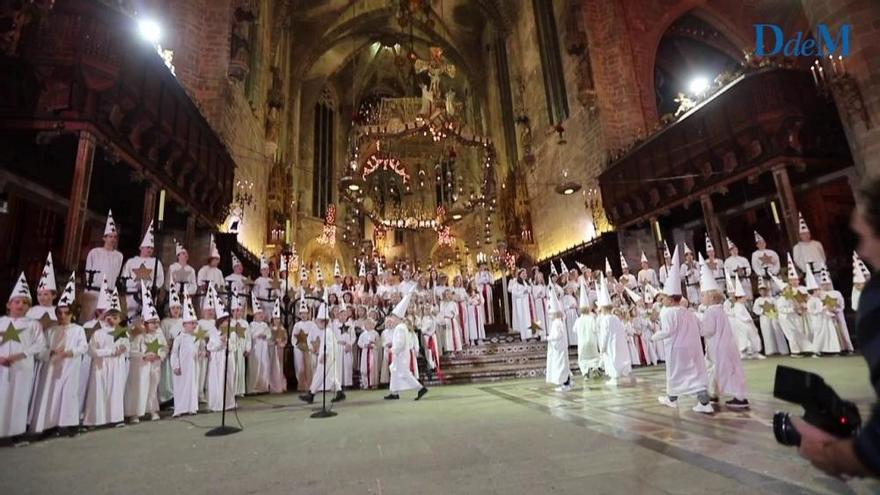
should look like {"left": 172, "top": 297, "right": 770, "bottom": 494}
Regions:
{"left": 772, "top": 365, "right": 861, "bottom": 446}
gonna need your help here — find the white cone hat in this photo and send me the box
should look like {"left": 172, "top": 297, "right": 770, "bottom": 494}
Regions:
{"left": 96, "top": 276, "right": 111, "bottom": 310}
{"left": 140, "top": 220, "right": 155, "bottom": 249}
{"left": 683, "top": 243, "right": 693, "bottom": 255}
{"left": 298, "top": 289, "right": 308, "bottom": 313}
{"left": 754, "top": 230, "right": 765, "bottom": 244}
{"left": 805, "top": 268, "right": 819, "bottom": 291}
{"left": 231, "top": 252, "right": 241, "bottom": 268}
{"left": 392, "top": 287, "right": 415, "bottom": 318}
{"left": 705, "top": 233, "right": 715, "bottom": 253}
{"left": 334, "top": 259, "right": 342, "bottom": 278}
{"left": 315, "top": 263, "right": 324, "bottom": 281}
{"left": 208, "top": 234, "right": 220, "bottom": 259}
{"left": 202, "top": 284, "right": 217, "bottom": 311}
{"left": 182, "top": 294, "right": 198, "bottom": 322}
{"left": 820, "top": 267, "right": 833, "bottom": 287}
{"left": 213, "top": 286, "right": 229, "bottom": 320}
{"left": 251, "top": 290, "right": 262, "bottom": 314}
{"left": 108, "top": 286, "right": 123, "bottom": 313}
{"left": 596, "top": 274, "right": 612, "bottom": 307}
{"left": 37, "top": 252, "right": 57, "bottom": 292}
{"left": 770, "top": 274, "right": 787, "bottom": 292}
{"left": 229, "top": 286, "right": 242, "bottom": 311}
{"left": 103, "top": 209, "right": 118, "bottom": 236}
{"left": 57, "top": 272, "right": 76, "bottom": 307}
{"left": 798, "top": 211, "right": 809, "bottom": 234}
{"left": 8, "top": 271, "right": 31, "bottom": 303}
{"left": 724, "top": 268, "right": 735, "bottom": 294}
{"left": 663, "top": 241, "right": 671, "bottom": 259}
{"left": 786, "top": 253, "right": 799, "bottom": 281}
{"left": 640, "top": 251, "right": 648, "bottom": 264}
{"left": 662, "top": 246, "right": 682, "bottom": 296}
{"left": 604, "top": 257, "right": 613, "bottom": 274}
{"left": 359, "top": 261, "right": 366, "bottom": 277}
{"left": 560, "top": 259, "right": 569, "bottom": 273}
{"left": 726, "top": 237, "right": 736, "bottom": 251}
{"left": 619, "top": 252, "right": 628, "bottom": 270}
{"left": 272, "top": 298, "right": 282, "bottom": 319}
{"left": 578, "top": 280, "right": 590, "bottom": 309}
{"left": 260, "top": 254, "right": 270, "bottom": 270}
{"left": 700, "top": 259, "right": 720, "bottom": 292}
{"left": 854, "top": 265, "right": 867, "bottom": 284}
{"left": 140, "top": 281, "right": 159, "bottom": 322}
{"left": 550, "top": 261, "right": 558, "bottom": 277}
{"left": 575, "top": 261, "right": 587, "bottom": 272}
{"left": 174, "top": 238, "right": 186, "bottom": 257}
{"left": 168, "top": 283, "right": 182, "bottom": 308}
{"left": 734, "top": 273, "right": 747, "bottom": 298}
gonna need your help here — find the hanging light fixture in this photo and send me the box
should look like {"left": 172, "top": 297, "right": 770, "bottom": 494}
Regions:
{"left": 554, "top": 169, "right": 582, "bottom": 196}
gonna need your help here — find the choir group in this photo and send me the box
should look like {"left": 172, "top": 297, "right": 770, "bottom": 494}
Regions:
{"left": 0, "top": 208, "right": 869, "bottom": 445}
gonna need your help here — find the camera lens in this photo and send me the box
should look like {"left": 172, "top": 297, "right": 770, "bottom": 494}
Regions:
{"left": 773, "top": 411, "right": 802, "bottom": 446}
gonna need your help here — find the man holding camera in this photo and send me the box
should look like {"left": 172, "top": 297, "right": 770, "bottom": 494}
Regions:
{"left": 792, "top": 179, "right": 880, "bottom": 478}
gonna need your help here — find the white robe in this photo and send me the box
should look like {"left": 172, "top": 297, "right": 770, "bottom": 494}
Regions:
{"left": 196, "top": 265, "right": 225, "bottom": 294}
{"left": 729, "top": 303, "right": 762, "bottom": 355}
{"left": 776, "top": 290, "right": 811, "bottom": 354}
{"left": 531, "top": 284, "right": 550, "bottom": 337}
{"left": 438, "top": 301, "right": 462, "bottom": 352}
{"left": 196, "top": 319, "right": 216, "bottom": 401}
{"left": 702, "top": 305, "right": 748, "bottom": 399}
{"left": 793, "top": 240, "right": 827, "bottom": 274}
{"left": 252, "top": 277, "right": 277, "bottom": 316}
{"left": 476, "top": 270, "right": 495, "bottom": 324}
{"left": 124, "top": 330, "right": 166, "bottom": 418}
{"left": 83, "top": 325, "right": 128, "bottom": 426}
{"left": 544, "top": 318, "right": 571, "bottom": 386}
{"left": 309, "top": 326, "right": 340, "bottom": 394}
{"left": 335, "top": 322, "right": 355, "bottom": 387}
{"left": 379, "top": 328, "right": 393, "bottom": 384}
{"left": 82, "top": 247, "right": 123, "bottom": 322}
{"left": 206, "top": 329, "right": 237, "bottom": 411}
{"left": 357, "top": 330, "right": 380, "bottom": 389}
{"left": 598, "top": 314, "right": 632, "bottom": 379}
{"left": 465, "top": 294, "right": 485, "bottom": 343}
{"left": 228, "top": 318, "right": 248, "bottom": 397}
{"left": 29, "top": 324, "right": 86, "bottom": 433}
{"left": 680, "top": 262, "right": 701, "bottom": 304}
{"left": 826, "top": 290, "right": 854, "bottom": 351}
{"left": 158, "top": 317, "right": 181, "bottom": 402}
{"left": 573, "top": 313, "right": 600, "bottom": 376}
{"left": 389, "top": 324, "right": 422, "bottom": 392}
{"left": 268, "top": 325, "right": 287, "bottom": 393}
{"left": 247, "top": 321, "right": 271, "bottom": 394}
{"left": 724, "top": 255, "right": 753, "bottom": 298}
{"left": 752, "top": 297, "right": 789, "bottom": 355}
{"left": 508, "top": 279, "right": 533, "bottom": 340}
{"left": 637, "top": 268, "right": 659, "bottom": 288}
{"left": 562, "top": 294, "right": 578, "bottom": 346}
{"left": 751, "top": 249, "right": 780, "bottom": 279}
{"left": 167, "top": 263, "right": 197, "bottom": 295}
{"left": 652, "top": 307, "right": 708, "bottom": 397}
{"left": 170, "top": 332, "right": 200, "bottom": 416}
{"left": 122, "top": 256, "right": 165, "bottom": 317}
{"left": 807, "top": 295, "right": 842, "bottom": 354}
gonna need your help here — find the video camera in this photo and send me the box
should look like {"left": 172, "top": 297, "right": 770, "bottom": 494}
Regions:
{"left": 772, "top": 365, "right": 861, "bottom": 446}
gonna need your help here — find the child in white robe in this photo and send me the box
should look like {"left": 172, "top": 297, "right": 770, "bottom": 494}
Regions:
{"left": 729, "top": 287, "right": 764, "bottom": 359}
{"left": 465, "top": 285, "right": 484, "bottom": 345}
{"left": 300, "top": 302, "right": 343, "bottom": 403}
{"left": 125, "top": 284, "right": 167, "bottom": 423}
{"left": 196, "top": 305, "right": 217, "bottom": 403}
{"left": 380, "top": 323, "right": 393, "bottom": 385}
{"left": 701, "top": 289, "right": 750, "bottom": 410}
{"left": 289, "top": 301, "right": 315, "bottom": 393}
{"left": 438, "top": 292, "right": 463, "bottom": 352}
{"left": 227, "top": 301, "right": 249, "bottom": 398}
{"left": 29, "top": 277, "right": 86, "bottom": 436}
{"left": 268, "top": 299, "right": 287, "bottom": 394}
{"left": 205, "top": 325, "right": 237, "bottom": 412}
{"left": 334, "top": 306, "right": 356, "bottom": 389}
{"left": 562, "top": 286, "right": 578, "bottom": 346}
{"left": 573, "top": 283, "right": 600, "bottom": 379}
{"left": 357, "top": 313, "right": 380, "bottom": 389}
{"left": 246, "top": 301, "right": 271, "bottom": 394}
{"left": 752, "top": 281, "right": 789, "bottom": 356}
{"left": 171, "top": 295, "right": 200, "bottom": 416}
{"left": 420, "top": 306, "right": 442, "bottom": 380}
{"left": 807, "top": 286, "right": 842, "bottom": 355}
{"left": 545, "top": 289, "right": 572, "bottom": 392}
{"left": 159, "top": 295, "right": 182, "bottom": 404}
{"left": 83, "top": 290, "right": 128, "bottom": 428}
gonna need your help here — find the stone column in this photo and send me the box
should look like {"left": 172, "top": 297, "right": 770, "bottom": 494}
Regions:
{"left": 801, "top": 0, "right": 880, "bottom": 179}
{"left": 62, "top": 130, "right": 96, "bottom": 270}
{"left": 772, "top": 165, "right": 799, "bottom": 247}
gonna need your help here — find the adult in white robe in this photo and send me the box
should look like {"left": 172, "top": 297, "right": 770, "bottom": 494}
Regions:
{"left": 121, "top": 253, "right": 165, "bottom": 319}
{"left": 793, "top": 238, "right": 827, "bottom": 276}
{"left": 246, "top": 315, "right": 271, "bottom": 394}
{"left": 306, "top": 320, "right": 341, "bottom": 397}
{"left": 724, "top": 249, "right": 753, "bottom": 299}
{"left": 544, "top": 315, "right": 572, "bottom": 388}
{"left": 29, "top": 318, "right": 86, "bottom": 433}
{"left": 335, "top": 318, "right": 356, "bottom": 388}
{"left": 561, "top": 290, "right": 578, "bottom": 346}
{"left": 82, "top": 244, "right": 123, "bottom": 323}
{"left": 388, "top": 321, "right": 425, "bottom": 395}
{"left": 438, "top": 298, "right": 462, "bottom": 352}
{"left": 531, "top": 282, "right": 550, "bottom": 336}
{"left": 508, "top": 273, "right": 533, "bottom": 341}
{"left": 680, "top": 259, "right": 701, "bottom": 305}
{"left": 465, "top": 291, "right": 485, "bottom": 344}
{"left": 167, "top": 260, "right": 197, "bottom": 296}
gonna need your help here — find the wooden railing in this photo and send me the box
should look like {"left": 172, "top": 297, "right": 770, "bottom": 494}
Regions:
{"left": 598, "top": 68, "right": 850, "bottom": 228}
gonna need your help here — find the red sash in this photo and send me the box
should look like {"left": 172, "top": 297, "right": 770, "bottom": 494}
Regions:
{"left": 635, "top": 335, "right": 647, "bottom": 365}
{"left": 428, "top": 335, "right": 443, "bottom": 382}
{"left": 457, "top": 301, "right": 467, "bottom": 344}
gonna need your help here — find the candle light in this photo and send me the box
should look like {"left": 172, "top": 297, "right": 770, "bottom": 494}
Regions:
{"left": 829, "top": 54, "right": 837, "bottom": 75}
{"left": 285, "top": 219, "right": 291, "bottom": 244}
{"left": 839, "top": 55, "right": 846, "bottom": 75}
{"left": 770, "top": 200, "right": 780, "bottom": 225}
{"left": 157, "top": 189, "right": 166, "bottom": 223}
{"left": 817, "top": 65, "right": 825, "bottom": 84}
{"left": 810, "top": 65, "right": 818, "bottom": 86}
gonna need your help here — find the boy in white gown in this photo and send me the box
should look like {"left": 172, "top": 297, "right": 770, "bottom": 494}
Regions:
{"left": 357, "top": 311, "right": 381, "bottom": 389}
{"left": 573, "top": 282, "right": 600, "bottom": 378}
{"left": 226, "top": 290, "right": 249, "bottom": 397}
{"left": 752, "top": 278, "right": 789, "bottom": 355}
{"left": 819, "top": 268, "right": 854, "bottom": 352}
{"left": 776, "top": 255, "right": 812, "bottom": 355}
{"left": 805, "top": 270, "right": 842, "bottom": 355}
{"left": 699, "top": 263, "right": 750, "bottom": 410}
{"left": 596, "top": 277, "right": 634, "bottom": 386}
{"left": 159, "top": 286, "right": 183, "bottom": 403}
{"left": 653, "top": 247, "right": 714, "bottom": 414}
{"left": 29, "top": 273, "right": 87, "bottom": 435}
{"left": 508, "top": 269, "right": 533, "bottom": 342}
{"left": 544, "top": 287, "right": 573, "bottom": 392}
{"left": 205, "top": 289, "right": 237, "bottom": 412}
{"left": 125, "top": 282, "right": 167, "bottom": 423}
{"left": 246, "top": 292, "right": 271, "bottom": 394}
{"left": 299, "top": 299, "right": 343, "bottom": 404}
{"left": 171, "top": 295, "right": 200, "bottom": 416}
{"left": 83, "top": 287, "right": 128, "bottom": 427}
{"left": 26, "top": 253, "right": 58, "bottom": 329}
{"left": 267, "top": 299, "right": 287, "bottom": 394}
{"left": 729, "top": 274, "right": 764, "bottom": 359}
{"left": 379, "top": 321, "right": 393, "bottom": 385}
{"left": 384, "top": 290, "right": 429, "bottom": 400}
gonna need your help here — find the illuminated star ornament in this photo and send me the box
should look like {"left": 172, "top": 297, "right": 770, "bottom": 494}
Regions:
{"left": 193, "top": 327, "right": 209, "bottom": 343}
{"left": 1, "top": 322, "right": 23, "bottom": 344}
{"left": 760, "top": 301, "right": 777, "bottom": 318}
{"left": 229, "top": 322, "right": 247, "bottom": 339}
{"left": 145, "top": 338, "right": 164, "bottom": 355}
{"left": 132, "top": 263, "right": 154, "bottom": 282}
{"left": 821, "top": 295, "right": 839, "bottom": 311}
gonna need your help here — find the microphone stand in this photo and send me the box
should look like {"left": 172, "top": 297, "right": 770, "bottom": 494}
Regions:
{"left": 311, "top": 310, "right": 337, "bottom": 419}
{"left": 206, "top": 280, "right": 242, "bottom": 436}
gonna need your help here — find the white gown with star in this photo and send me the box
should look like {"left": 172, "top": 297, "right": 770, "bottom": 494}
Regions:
{"left": 83, "top": 324, "right": 129, "bottom": 426}
{"left": 0, "top": 316, "right": 47, "bottom": 437}
{"left": 29, "top": 324, "right": 88, "bottom": 433}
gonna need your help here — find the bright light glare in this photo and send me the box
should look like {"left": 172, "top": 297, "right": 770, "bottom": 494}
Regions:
{"left": 688, "top": 76, "right": 710, "bottom": 95}
{"left": 138, "top": 18, "right": 162, "bottom": 44}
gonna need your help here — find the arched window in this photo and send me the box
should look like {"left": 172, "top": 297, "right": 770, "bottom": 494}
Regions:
{"left": 654, "top": 13, "right": 740, "bottom": 117}
{"left": 312, "top": 87, "right": 335, "bottom": 218}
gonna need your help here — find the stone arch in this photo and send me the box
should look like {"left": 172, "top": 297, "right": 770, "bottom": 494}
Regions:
{"left": 301, "top": 237, "right": 345, "bottom": 278}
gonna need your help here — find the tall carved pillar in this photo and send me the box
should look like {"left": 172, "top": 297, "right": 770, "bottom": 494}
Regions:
{"left": 185, "top": 214, "right": 196, "bottom": 250}
{"left": 62, "top": 130, "right": 96, "bottom": 270}
{"left": 142, "top": 183, "right": 158, "bottom": 236}
{"left": 772, "top": 164, "right": 799, "bottom": 247}
{"left": 699, "top": 193, "right": 722, "bottom": 256}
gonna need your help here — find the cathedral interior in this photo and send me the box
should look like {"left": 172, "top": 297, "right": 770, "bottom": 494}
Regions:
{"left": 2, "top": 0, "right": 880, "bottom": 493}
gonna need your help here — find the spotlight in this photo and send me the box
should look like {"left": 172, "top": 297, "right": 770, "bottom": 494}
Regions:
{"left": 137, "top": 18, "right": 162, "bottom": 44}
{"left": 688, "top": 76, "right": 710, "bottom": 95}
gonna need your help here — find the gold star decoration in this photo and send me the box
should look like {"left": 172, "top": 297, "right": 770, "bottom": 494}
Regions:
{"left": 145, "top": 338, "right": 164, "bottom": 355}
{"left": 1, "top": 322, "right": 23, "bottom": 344}
{"left": 193, "top": 327, "right": 209, "bottom": 343}
{"left": 111, "top": 325, "right": 129, "bottom": 341}
{"left": 794, "top": 291, "right": 809, "bottom": 305}
{"left": 295, "top": 331, "right": 308, "bottom": 345}
{"left": 822, "top": 295, "right": 839, "bottom": 311}
{"left": 38, "top": 313, "right": 56, "bottom": 330}
{"left": 760, "top": 301, "right": 777, "bottom": 318}
{"left": 132, "top": 263, "right": 153, "bottom": 282}
{"left": 758, "top": 253, "right": 775, "bottom": 266}
{"left": 530, "top": 321, "right": 542, "bottom": 334}
{"left": 269, "top": 276, "right": 282, "bottom": 291}
{"left": 229, "top": 322, "right": 247, "bottom": 339}
{"left": 272, "top": 327, "right": 287, "bottom": 343}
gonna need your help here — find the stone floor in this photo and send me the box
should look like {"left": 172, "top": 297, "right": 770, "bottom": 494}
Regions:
{"left": 3, "top": 356, "right": 879, "bottom": 495}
